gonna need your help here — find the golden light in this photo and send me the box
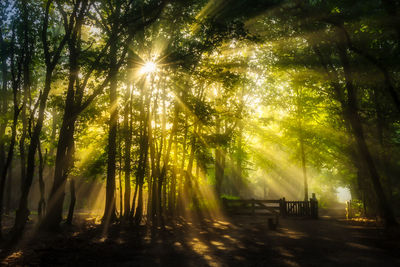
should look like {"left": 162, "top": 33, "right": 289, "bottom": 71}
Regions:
{"left": 140, "top": 61, "right": 157, "bottom": 75}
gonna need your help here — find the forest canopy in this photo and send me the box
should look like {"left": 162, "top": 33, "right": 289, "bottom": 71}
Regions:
{"left": 0, "top": 0, "right": 399, "bottom": 242}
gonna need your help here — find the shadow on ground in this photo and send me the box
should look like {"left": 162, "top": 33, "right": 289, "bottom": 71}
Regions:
{"left": 1, "top": 214, "right": 399, "bottom": 267}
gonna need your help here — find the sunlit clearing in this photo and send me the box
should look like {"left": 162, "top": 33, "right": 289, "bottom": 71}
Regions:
{"left": 139, "top": 61, "right": 157, "bottom": 75}
{"left": 337, "top": 187, "right": 351, "bottom": 203}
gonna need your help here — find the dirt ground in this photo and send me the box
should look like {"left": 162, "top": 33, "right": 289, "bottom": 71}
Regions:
{"left": 1, "top": 213, "right": 399, "bottom": 267}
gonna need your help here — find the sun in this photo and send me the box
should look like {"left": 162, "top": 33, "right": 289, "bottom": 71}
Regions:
{"left": 140, "top": 61, "right": 157, "bottom": 75}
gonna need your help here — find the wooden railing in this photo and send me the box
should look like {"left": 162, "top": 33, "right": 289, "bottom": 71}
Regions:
{"left": 222, "top": 196, "right": 318, "bottom": 219}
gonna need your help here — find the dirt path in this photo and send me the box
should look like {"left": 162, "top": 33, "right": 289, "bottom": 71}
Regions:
{"left": 1, "top": 216, "right": 399, "bottom": 266}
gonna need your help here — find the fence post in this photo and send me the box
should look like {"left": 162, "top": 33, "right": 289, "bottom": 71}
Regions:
{"left": 310, "top": 193, "right": 318, "bottom": 219}
{"left": 281, "top": 197, "right": 286, "bottom": 217}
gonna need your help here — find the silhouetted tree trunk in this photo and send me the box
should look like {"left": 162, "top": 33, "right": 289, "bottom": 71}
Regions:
{"left": 156, "top": 91, "right": 177, "bottom": 227}
{"left": 66, "top": 178, "right": 76, "bottom": 225}
{"left": 123, "top": 84, "right": 132, "bottom": 218}
{"left": 5, "top": 159, "right": 12, "bottom": 215}
{"left": 0, "top": 25, "right": 23, "bottom": 239}
{"left": 0, "top": 27, "right": 8, "bottom": 209}
{"left": 40, "top": 1, "right": 86, "bottom": 230}
{"left": 337, "top": 43, "right": 398, "bottom": 227}
{"left": 118, "top": 122, "right": 123, "bottom": 218}
{"left": 103, "top": 1, "right": 121, "bottom": 224}
{"left": 0, "top": 30, "right": 22, "bottom": 237}
{"left": 0, "top": 100, "right": 19, "bottom": 239}
{"left": 293, "top": 85, "right": 308, "bottom": 201}
{"left": 176, "top": 113, "right": 188, "bottom": 215}
{"left": 372, "top": 87, "right": 395, "bottom": 201}
{"left": 134, "top": 86, "right": 150, "bottom": 225}
{"left": 215, "top": 117, "right": 224, "bottom": 196}
{"left": 18, "top": 0, "right": 32, "bottom": 198}
{"left": 130, "top": 181, "right": 138, "bottom": 219}
{"left": 37, "top": 143, "right": 46, "bottom": 221}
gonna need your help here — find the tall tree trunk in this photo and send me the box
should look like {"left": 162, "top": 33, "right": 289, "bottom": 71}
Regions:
{"left": 373, "top": 87, "right": 394, "bottom": 201}
{"left": 215, "top": 117, "right": 223, "bottom": 196}
{"left": 0, "top": 29, "right": 22, "bottom": 235}
{"left": 103, "top": 32, "right": 119, "bottom": 225}
{"left": 130, "top": 181, "right": 138, "bottom": 220}
{"left": 134, "top": 86, "right": 149, "bottom": 225}
{"left": 41, "top": 23, "right": 80, "bottom": 230}
{"left": 37, "top": 142, "right": 46, "bottom": 221}
{"left": 235, "top": 122, "right": 243, "bottom": 197}
{"left": 337, "top": 44, "right": 398, "bottom": 227}
{"left": 123, "top": 85, "right": 132, "bottom": 218}
{"left": 177, "top": 114, "right": 188, "bottom": 215}
{"left": 0, "top": 28, "right": 8, "bottom": 203}
{"left": 185, "top": 123, "right": 198, "bottom": 215}
{"left": 148, "top": 91, "right": 157, "bottom": 225}
{"left": 117, "top": 122, "right": 123, "bottom": 218}
{"left": 156, "top": 93, "right": 177, "bottom": 227}
{"left": 5, "top": 159, "right": 12, "bottom": 215}
{"left": 300, "top": 135, "right": 308, "bottom": 201}
{"left": 19, "top": 0, "right": 32, "bottom": 196}
{"left": 0, "top": 87, "right": 20, "bottom": 239}
{"left": 169, "top": 126, "right": 179, "bottom": 216}
{"left": 43, "top": 116, "right": 75, "bottom": 230}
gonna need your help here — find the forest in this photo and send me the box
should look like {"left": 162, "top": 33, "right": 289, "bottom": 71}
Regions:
{"left": 0, "top": 0, "right": 399, "bottom": 266}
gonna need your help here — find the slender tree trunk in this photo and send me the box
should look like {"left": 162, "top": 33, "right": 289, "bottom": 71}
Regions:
{"left": 123, "top": 85, "right": 132, "bottom": 218}
{"left": 116, "top": 122, "right": 122, "bottom": 218}
{"left": 235, "top": 123, "right": 243, "bottom": 197}
{"left": 19, "top": 0, "right": 31, "bottom": 196}
{"left": 5, "top": 159, "right": 12, "bottom": 215}
{"left": 37, "top": 142, "right": 46, "bottom": 221}
{"left": 130, "top": 181, "right": 138, "bottom": 220}
{"left": 134, "top": 86, "right": 149, "bottom": 225}
{"left": 300, "top": 136, "right": 308, "bottom": 201}
{"left": 0, "top": 28, "right": 8, "bottom": 205}
{"left": 177, "top": 114, "right": 188, "bottom": 215}
{"left": 169, "top": 129, "right": 178, "bottom": 216}
{"left": 215, "top": 117, "right": 223, "bottom": 196}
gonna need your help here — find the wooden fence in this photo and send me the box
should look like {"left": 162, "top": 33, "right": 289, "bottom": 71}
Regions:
{"left": 222, "top": 196, "right": 318, "bottom": 219}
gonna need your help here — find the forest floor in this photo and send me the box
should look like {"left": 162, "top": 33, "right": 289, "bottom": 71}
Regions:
{"left": 0, "top": 210, "right": 399, "bottom": 266}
